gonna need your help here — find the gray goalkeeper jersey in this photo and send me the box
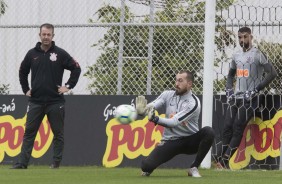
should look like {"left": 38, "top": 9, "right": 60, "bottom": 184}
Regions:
{"left": 148, "top": 90, "right": 201, "bottom": 140}
{"left": 230, "top": 47, "right": 268, "bottom": 98}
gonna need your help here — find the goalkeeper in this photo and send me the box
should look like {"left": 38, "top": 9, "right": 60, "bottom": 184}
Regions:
{"left": 217, "top": 27, "right": 277, "bottom": 169}
{"left": 136, "top": 70, "right": 215, "bottom": 178}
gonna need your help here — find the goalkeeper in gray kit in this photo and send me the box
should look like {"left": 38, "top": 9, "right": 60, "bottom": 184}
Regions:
{"left": 216, "top": 27, "right": 277, "bottom": 169}
{"left": 136, "top": 70, "right": 215, "bottom": 178}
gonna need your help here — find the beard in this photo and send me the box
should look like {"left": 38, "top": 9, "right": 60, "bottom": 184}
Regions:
{"left": 42, "top": 40, "right": 50, "bottom": 44}
{"left": 240, "top": 42, "right": 250, "bottom": 50}
{"left": 175, "top": 88, "right": 187, "bottom": 96}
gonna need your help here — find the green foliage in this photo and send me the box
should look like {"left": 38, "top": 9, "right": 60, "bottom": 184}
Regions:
{"left": 85, "top": 1, "right": 236, "bottom": 95}
{"left": 0, "top": 1, "right": 9, "bottom": 95}
{"left": 0, "top": 0, "right": 7, "bottom": 16}
{"left": 0, "top": 84, "right": 10, "bottom": 95}
{"left": 257, "top": 41, "right": 282, "bottom": 94}
{"left": 216, "top": 0, "right": 237, "bottom": 11}
{"left": 214, "top": 78, "right": 226, "bottom": 94}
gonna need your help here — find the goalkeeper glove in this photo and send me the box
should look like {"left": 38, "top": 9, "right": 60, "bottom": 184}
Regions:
{"left": 136, "top": 96, "right": 154, "bottom": 115}
{"left": 244, "top": 89, "right": 259, "bottom": 102}
{"left": 147, "top": 106, "right": 159, "bottom": 124}
{"left": 136, "top": 96, "right": 148, "bottom": 115}
{"left": 226, "top": 88, "right": 235, "bottom": 103}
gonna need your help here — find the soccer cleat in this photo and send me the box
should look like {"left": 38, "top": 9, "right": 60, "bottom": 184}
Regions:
{"left": 141, "top": 171, "right": 151, "bottom": 176}
{"left": 188, "top": 167, "right": 202, "bottom": 178}
{"left": 10, "top": 163, "right": 27, "bottom": 169}
{"left": 50, "top": 161, "right": 60, "bottom": 169}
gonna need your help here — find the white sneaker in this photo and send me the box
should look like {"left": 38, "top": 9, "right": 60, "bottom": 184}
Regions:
{"left": 216, "top": 162, "right": 225, "bottom": 170}
{"left": 141, "top": 171, "right": 151, "bottom": 176}
{"left": 188, "top": 167, "right": 202, "bottom": 178}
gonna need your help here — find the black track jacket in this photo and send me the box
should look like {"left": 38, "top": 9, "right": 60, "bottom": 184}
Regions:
{"left": 19, "top": 41, "right": 81, "bottom": 104}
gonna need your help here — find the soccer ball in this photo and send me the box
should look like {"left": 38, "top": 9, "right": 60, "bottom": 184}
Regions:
{"left": 115, "top": 104, "right": 137, "bottom": 124}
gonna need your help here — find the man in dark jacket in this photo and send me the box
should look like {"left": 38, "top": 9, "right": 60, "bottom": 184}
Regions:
{"left": 12, "top": 23, "right": 81, "bottom": 169}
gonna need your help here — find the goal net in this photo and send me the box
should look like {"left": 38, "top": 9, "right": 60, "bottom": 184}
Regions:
{"left": 212, "top": 1, "right": 282, "bottom": 170}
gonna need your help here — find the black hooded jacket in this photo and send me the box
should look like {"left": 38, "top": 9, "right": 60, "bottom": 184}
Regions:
{"left": 19, "top": 41, "right": 81, "bottom": 104}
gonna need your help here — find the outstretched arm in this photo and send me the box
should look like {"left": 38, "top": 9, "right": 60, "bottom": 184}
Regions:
{"left": 148, "top": 98, "right": 199, "bottom": 128}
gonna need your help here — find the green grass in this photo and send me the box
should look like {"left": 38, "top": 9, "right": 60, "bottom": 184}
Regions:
{"left": 0, "top": 165, "right": 282, "bottom": 184}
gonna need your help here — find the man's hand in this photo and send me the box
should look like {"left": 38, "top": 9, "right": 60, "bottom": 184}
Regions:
{"left": 147, "top": 106, "right": 159, "bottom": 124}
{"left": 26, "top": 90, "right": 31, "bottom": 97}
{"left": 244, "top": 89, "right": 259, "bottom": 102}
{"left": 136, "top": 96, "right": 147, "bottom": 115}
{"left": 58, "top": 86, "right": 70, "bottom": 94}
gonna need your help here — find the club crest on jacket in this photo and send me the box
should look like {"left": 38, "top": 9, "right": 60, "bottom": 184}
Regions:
{"left": 50, "top": 53, "right": 57, "bottom": 62}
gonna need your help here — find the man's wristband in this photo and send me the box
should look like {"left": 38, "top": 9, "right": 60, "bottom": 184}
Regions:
{"left": 150, "top": 116, "right": 159, "bottom": 124}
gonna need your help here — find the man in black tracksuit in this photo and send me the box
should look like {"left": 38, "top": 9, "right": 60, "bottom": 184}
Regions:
{"left": 12, "top": 23, "right": 81, "bottom": 169}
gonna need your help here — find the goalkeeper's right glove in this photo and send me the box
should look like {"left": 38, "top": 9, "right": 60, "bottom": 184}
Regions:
{"left": 244, "top": 89, "right": 259, "bottom": 102}
{"left": 147, "top": 106, "right": 159, "bottom": 125}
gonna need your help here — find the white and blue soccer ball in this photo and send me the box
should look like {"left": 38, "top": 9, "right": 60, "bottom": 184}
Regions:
{"left": 115, "top": 104, "right": 137, "bottom": 124}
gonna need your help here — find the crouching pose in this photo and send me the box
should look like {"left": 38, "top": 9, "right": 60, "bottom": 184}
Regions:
{"left": 136, "top": 70, "right": 215, "bottom": 177}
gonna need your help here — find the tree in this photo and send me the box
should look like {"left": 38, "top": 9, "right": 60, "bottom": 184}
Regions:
{"left": 84, "top": 0, "right": 236, "bottom": 95}
{"left": 0, "top": 0, "right": 9, "bottom": 95}
{"left": 0, "top": 84, "right": 10, "bottom": 95}
{"left": 0, "top": 0, "right": 7, "bottom": 16}
{"left": 257, "top": 41, "right": 282, "bottom": 94}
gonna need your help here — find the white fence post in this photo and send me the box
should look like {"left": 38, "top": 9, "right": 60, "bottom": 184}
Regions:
{"left": 201, "top": 0, "right": 216, "bottom": 169}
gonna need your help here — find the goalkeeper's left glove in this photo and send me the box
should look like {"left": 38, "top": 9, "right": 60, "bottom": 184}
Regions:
{"left": 136, "top": 96, "right": 147, "bottom": 115}
{"left": 226, "top": 88, "right": 235, "bottom": 103}
{"left": 136, "top": 95, "right": 154, "bottom": 116}
{"left": 244, "top": 88, "right": 259, "bottom": 102}
{"left": 147, "top": 106, "right": 159, "bottom": 124}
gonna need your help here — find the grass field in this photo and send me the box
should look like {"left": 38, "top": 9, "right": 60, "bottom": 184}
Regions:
{"left": 0, "top": 165, "right": 282, "bottom": 184}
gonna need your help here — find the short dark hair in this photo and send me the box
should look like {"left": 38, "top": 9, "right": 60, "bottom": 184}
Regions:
{"left": 40, "top": 23, "right": 54, "bottom": 33}
{"left": 178, "top": 70, "right": 194, "bottom": 82}
{"left": 238, "top": 27, "right": 252, "bottom": 34}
